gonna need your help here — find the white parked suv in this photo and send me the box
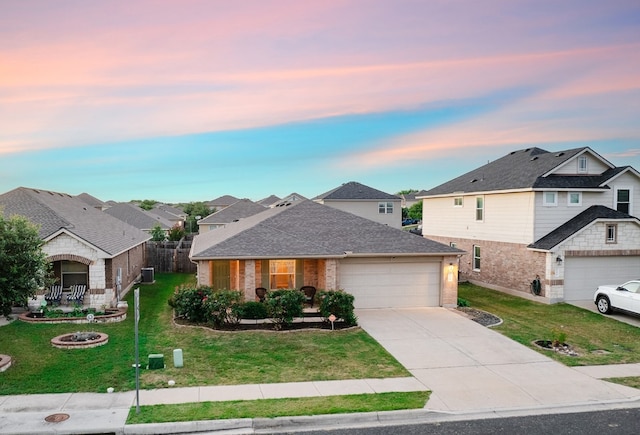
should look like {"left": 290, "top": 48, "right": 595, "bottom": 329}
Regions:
{"left": 594, "top": 280, "right": 640, "bottom": 315}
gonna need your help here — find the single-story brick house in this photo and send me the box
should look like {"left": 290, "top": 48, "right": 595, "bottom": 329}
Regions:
{"left": 190, "top": 199, "right": 463, "bottom": 309}
{"left": 0, "top": 187, "right": 151, "bottom": 308}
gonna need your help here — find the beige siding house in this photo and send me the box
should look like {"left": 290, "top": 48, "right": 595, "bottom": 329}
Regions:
{"left": 418, "top": 147, "right": 640, "bottom": 303}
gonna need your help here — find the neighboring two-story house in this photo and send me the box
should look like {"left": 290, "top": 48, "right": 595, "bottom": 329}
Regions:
{"left": 197, "top": 199, "right": 267, "bottom": 233}
{"left": 417, "top": 147, "right": 640, "bottom": 302}
{"left": 314, "top": 181, "right": 402, "bottom": 229}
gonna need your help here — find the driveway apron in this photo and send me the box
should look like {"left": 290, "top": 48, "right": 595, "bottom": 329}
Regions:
{"left": 356, "top": 308, "right": 640, "bottom": 413}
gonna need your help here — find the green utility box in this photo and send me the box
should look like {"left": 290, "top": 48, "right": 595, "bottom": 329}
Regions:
{"left": 148, "top": 353, "right": 165, "bottom": 370}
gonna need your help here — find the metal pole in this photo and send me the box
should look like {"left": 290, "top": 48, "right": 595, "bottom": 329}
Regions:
{"left": 134, "top": 288, "right": 140, "bottom": 414}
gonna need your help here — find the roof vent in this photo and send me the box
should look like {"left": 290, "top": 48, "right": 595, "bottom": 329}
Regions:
{"left": 524, "top": 148, "right": 531, "bottom": 152}
{"left": 510, "top": 151, "right": 516, "bottom": 155}
{"left": 531, "top": 156, "right": 538, "bottom": 161}
{"left": 555, "top": 152, "right": 565, "bottom": 157}
{"left": 470, "top": 178, "right": 477, "bottom": 183}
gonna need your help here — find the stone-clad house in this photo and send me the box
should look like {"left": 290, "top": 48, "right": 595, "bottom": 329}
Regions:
{"left": 190, "top": 199, "right": 462, "bottom": 309}
{"left": 0, "top": 187, "right": 150, "bottom": 308}
{"left": 417, "top": 147, "right": 640, "bottom": 302}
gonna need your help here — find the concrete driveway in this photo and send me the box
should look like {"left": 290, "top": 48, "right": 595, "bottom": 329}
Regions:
{"left": 568, "top": 300, "right": 640, "bottom": 328}
{"left": 356, "top": 308, "right": 640, "bottom": 413}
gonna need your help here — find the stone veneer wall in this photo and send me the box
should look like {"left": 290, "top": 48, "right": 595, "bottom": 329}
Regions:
{"left": 427, "top": 235, "right": 546, "bottom": 297}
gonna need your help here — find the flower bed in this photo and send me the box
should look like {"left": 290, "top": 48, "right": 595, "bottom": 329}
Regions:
{"left": 19, "top": 308, "right": 127, "bottom": 324}
{"left": 51, "top": 332, "right": 109, "bottom": 349}
{"left": 0, "top": 354, "right": 12, "bottom": 372}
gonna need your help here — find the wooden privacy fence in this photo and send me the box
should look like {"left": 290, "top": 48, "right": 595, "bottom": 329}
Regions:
{"left": 146, "top": 235, "right": 196, "bottom": 273}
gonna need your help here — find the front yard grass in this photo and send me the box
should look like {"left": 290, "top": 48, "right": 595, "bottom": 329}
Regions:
{"left": 0, "top": 273, "right": 408, "bottom": 395}
{"left": 459, "top": 282, "right": 640, "bottom": 366}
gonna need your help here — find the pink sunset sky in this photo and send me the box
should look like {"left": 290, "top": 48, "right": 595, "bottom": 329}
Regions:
{"left": 1, "top": 0, "right": 639, "bottom": 202}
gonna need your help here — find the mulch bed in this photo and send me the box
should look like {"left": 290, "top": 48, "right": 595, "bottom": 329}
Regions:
{"left": 174, "top": 317, "right": 357, "bottom": 332}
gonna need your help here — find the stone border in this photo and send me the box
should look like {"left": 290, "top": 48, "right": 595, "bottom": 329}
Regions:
{"left": 0, "top": 354, "right": 12, "bottom": 372}
{"left": 51, "top": 332, "right": 109, "bottom": 349}
{"left": 18, "top": 308, "right": 127, "bottom": 324}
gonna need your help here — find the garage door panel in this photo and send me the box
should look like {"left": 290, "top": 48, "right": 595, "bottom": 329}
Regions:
{"left": 564, "top": 256, "right": 640, "bottom": 301}
{"left": 339, "top": 258, "right": 441, "bottom": 309}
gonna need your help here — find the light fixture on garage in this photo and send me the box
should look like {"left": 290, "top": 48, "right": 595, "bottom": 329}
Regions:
{"left": 556, "top": 255, "right": 563, "bottom": 265}
{"left": 449, "top": 263, "right": 454, "bottom": 273}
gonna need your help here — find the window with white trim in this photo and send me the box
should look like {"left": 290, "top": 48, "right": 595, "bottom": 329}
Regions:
{"left": 543, "top": 191, "right": 557, "bottom": 206}
{"left": 472, "top": 245, "right": 481, "bottom": 271}
{"left": 578, "top": 156, "right": 588, "bottom": 173}
{"left": 269, "top": 259, "right": 295, "bottom": 289}
{"left": 450, "top": 242, "right": 457, "bottom": 248}
{"left": 454, "top": 197, "right": 463, "bottom": 207}
{"left": 378, "top": 202, "right": 394, "bottom": 214}
{"left": 606, "top": 224, "right": 617, "bottom": 244}
{"left": 568, "top": 192, "right": 582, "bottom": 206}
{"left": 615, "top": 188, "right": 631, "bottom": 214}
{"left": 475, "top": 196, "right": 484, "bottom": 221}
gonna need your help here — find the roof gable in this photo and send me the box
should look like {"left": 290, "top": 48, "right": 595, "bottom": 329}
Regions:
{"left": 527, "top": 205, "right": 639, "bottom": 250}
{"left": 104, "top": 202, "right": 173, "bottom": 230}
{"left": 314, "top": 181, "right": 400, "bottom": 201}
{"left": 198, "top": 199, "right": 266, "bottom": 224}
{"left": 191, "top": 200, "right": 461, "bottom": 259}
{"left": 0, "top": 187, "right": 150, "bottom": 256}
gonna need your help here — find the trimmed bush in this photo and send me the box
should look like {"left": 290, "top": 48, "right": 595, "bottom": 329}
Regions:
{"left": 239, "top": 301, "right": 268, "bottom": 319}
{"left": 457, "top": 297, "right": 470, "bottom": 307}
{"left": 318, "top": 290, "right": 357, "bottom": 326}
{"left": 170, "top": 286, "right": 214, "bottom": 323}
{"left": 265, "top": 289, "right": 305, "bottom": 329}
{"left": 202, "top": 290, "right": 243, "bottom": 327}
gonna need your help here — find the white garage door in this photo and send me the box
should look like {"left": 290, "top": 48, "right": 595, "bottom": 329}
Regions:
{"left": 338, "top": 257, "right": 441, "bottom": 309}
{"left": 564, "top": 256, "right": 640, "bottom": 301}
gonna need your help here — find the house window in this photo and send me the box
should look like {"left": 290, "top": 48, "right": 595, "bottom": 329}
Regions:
{"left": 543, "top": 191, "right": 557, "bottom": 206}
{"left": 606, "top": 224, "right": 617, "bottom": 243}
{"left": 450, "top": 242, "right": 457, "bottom": 248}
{"left": 568, "top": 192, "right": 582, "bottom": 206}
{"left": 472, "top": 245, "right": 481, "bottom": 271}
{"left": 269, "top": 259, "right": 295, "bottom": 289}
{"left": 378, "top": 202, "right": 394, "bottom": 214}
{"left": 475, "top": 197, "right": 484, "bottom": 221}
{"left": 578, "top": 156, "right": 588, "bottom": 173}
{"left": 454, "top": 197, "right": 463, "bottom": 207}
{"left": 615, "top": 188, "right": 631, "bottom": 214}
{"left": 61, "top": 261, "right": 88, "bottom": 289}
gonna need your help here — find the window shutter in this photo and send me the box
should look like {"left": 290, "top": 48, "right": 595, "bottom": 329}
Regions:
{"left": 261, "top": 260, "right": 270, "bottom": 289}
{"left": 295, "top": 259, "right": 304, "bottom": 288}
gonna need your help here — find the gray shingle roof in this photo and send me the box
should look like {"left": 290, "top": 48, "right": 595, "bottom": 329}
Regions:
{"left": 207, "top": 195, "right": 239, "bottom": 209}
{"left": 421, "top": 147, "right": 597, "bottom": 196}
{"left": 0, "top": 187, "right": 150, "bottom": 256}
{"left": 75, "top": 192, "right": 106, "bottom": 209}
{"left": 257, "top": 194, "right": 281, "bottom": 207}
{"left": 198, "top": 199, "right": 266, "bottom": 225}
{"left": 315, "top": 181, "right": 400, "bottom": 201}
{"left": 104, "top": 202, "right": 173, "bottom": 230}
{"left": 191, "top": 200, "right": 462, "bottom": 259}
{"left": 528, "top": 205, "right": 639, "bottom": 250}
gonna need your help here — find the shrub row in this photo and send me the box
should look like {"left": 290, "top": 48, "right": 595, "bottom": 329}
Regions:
{"left": 169, "top": 286, "right": 357, "bottom": 328}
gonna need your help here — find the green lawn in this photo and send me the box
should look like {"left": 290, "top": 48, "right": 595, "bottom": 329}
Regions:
{"left": 0, "top": 273, "right": 408, "bottom": 395}
{"left": 459, "top": 282, "right": 640, "bottom": 366}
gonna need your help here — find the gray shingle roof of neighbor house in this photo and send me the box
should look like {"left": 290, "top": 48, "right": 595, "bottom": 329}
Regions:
{"left": 315, "top": 181, "right": 400, "bottom": 201}
{"left": 257, "top": 194, "right": 281, "bottom": 207}
{"left": 75, "top": 192, "right": 107, "bottom": 209}
{"left": 198, "top": 199, "right": 267, "bottom": 225}
{"left": 148, "top": 206, "right": 184, "bottom": 223}
{"left": 104, "top": 202, "right": 173, "bottom": 230}
{"left": 528, "top": 205, "right": 640, "bottom": 251}
{"left": 191, "top": 199, "right": 463, "bottom": 260}
{"left": 207, "top": 195, "right": 239, "bottom": 210}
{"left": 0, "top": 187, "right": 150, "bottom": 256}
{"left": 418, "top": 147, "right": 617, "bottom": 196}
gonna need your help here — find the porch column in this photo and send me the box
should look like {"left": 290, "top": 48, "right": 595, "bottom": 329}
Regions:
{"left": 243, "top": 259, "right": 256, "bottom": 301}
{"left": 324, "top": 259, "right": 338, "bottom": 290}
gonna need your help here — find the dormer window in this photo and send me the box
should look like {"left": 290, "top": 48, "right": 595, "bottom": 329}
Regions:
{"left": 578, "top": 156, "right": 588, "bottom": 173}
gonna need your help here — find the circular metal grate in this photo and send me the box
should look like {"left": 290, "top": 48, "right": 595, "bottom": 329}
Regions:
{"left": 44, "top": 413, "right": 70, "bottom": 423}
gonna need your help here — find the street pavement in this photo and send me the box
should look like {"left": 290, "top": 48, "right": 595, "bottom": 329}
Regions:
{"left": 1, "top": 308, "right": 640, "bottom": 434}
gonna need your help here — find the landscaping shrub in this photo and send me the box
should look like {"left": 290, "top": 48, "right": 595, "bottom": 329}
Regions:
{"left": 202, "top": 290, "right": 243, "bottom": 327}
{"left": 457, "top": 297, "right": 470, "bottom": 307}
{"left": 238, "top": 301, "right": 268, "bottom": 319}
{"left": 171, "top": 286, "right": 214, "bottom": 323}
{"left": 318, "top": 290, "right": 357, "bottom": 326}
{"left": 265, "top": 289, "right": 305, "bottom": 329}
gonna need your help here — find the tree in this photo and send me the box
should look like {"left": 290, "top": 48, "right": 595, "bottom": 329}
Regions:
{"left": 407, "top": 201, "right": 422, "bottom": 221}
{"left": 167, "top": 224, "right": 185, "bottom": 241}
{"left": 150, "top": 224, "right": 166, "bottom": 241}
{"left": 137, "top": 199, "right": 158, "bottom": 211}
{"left": 0, "top": 214, "right": 51, "bottom": 316}
{"left": 183, "top": 201, "right": 212, "bottom": 234}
